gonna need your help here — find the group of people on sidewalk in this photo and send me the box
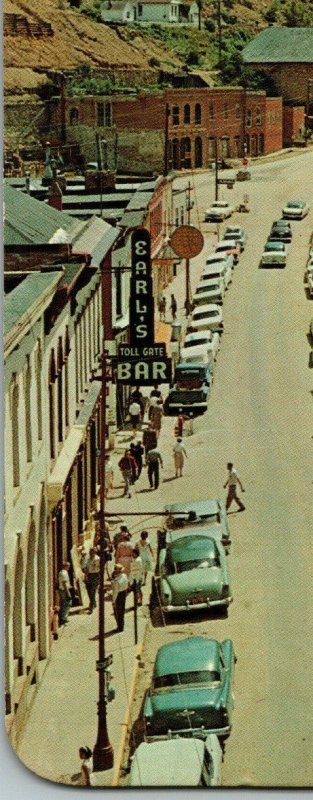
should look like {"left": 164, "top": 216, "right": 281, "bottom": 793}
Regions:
{"left": 158, "top": 293, "right": 177, "bottom": 322}
{"left": 111, "top": 526, "right": 153, "bottom": 632}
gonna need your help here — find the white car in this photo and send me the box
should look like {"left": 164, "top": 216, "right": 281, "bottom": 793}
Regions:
{"left": 282, "top": 200, "right": 310, "bottom": 219}
{"left": 129, "top": 736, "right": 223, "bottom": 786}
{"left": 215, "top": 239, "right": 240, "bottom": 265}
{"left": 190, "top": 304, "right": 224, "bottom": 334}
{"left": 260, "top": 241, "right": 287, "bottom": 268}
{"left": 204, "top": 200, "right": 234, "bottom": 222}
{"left": 182, "top": 330, "right": 220, "bottom": 362}
{"left": 193, "top": 278, "right": 225, "bottom": 306}
{"left": 203, "top": 254, "right": 233, "bottom": 288}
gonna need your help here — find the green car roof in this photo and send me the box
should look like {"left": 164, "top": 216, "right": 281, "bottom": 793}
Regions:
{"left": 154, "top": 637, "right": 220, "bottom": 677}
{"left": 168, "top": 535, "right": 218, "bottom": 563}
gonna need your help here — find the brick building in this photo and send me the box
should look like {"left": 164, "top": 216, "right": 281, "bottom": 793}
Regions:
{"left": 242, "top": 27, "right": 313, "bottom": 109}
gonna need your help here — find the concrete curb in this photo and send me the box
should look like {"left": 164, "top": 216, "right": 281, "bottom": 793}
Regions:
{"left": 111, "top": 634, "right": 146, "bottom": 786}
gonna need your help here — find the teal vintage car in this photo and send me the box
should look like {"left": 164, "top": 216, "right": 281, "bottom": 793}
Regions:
{"left": 144, "top": 636, "right": 236, "bottom": 740}
{"left": 158, "top": 533, "right": 232, "bottom": 613}
{"left": 162, "top": 499, "right": 231, "bottom": 551}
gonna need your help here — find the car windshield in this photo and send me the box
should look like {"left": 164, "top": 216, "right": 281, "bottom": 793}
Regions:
{"left": 154, "top": 670, "right": 221, "bottom": 689}
{"left": 175, "top": 556, "right": 219, "bottom": 572}
{"left": 184, "top": 338, "right": 209, "bottom": 347}
{"left": 194, "top": 311, "right": 218, "bottom": 320}
{"left": 224, "top": 233, "right": 240, "bottom": 240}
{"left": 287, "top": 201, "right": 303, "bottom": 208}
{"left": 265, "top": 242, "right": 285, "bottom": 251}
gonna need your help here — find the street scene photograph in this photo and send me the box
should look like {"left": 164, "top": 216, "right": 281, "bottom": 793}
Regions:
{"left": 3, "top": 0, "right": 313, "bottom": 789}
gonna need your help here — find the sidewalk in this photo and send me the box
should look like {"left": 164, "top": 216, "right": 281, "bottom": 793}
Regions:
{"left": 16, "top": 191, "right": 214, "bottom": 787}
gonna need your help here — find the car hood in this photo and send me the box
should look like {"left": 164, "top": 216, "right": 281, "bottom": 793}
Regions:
{"left": 164, "top": 567, "right": 223, "bottom": 602}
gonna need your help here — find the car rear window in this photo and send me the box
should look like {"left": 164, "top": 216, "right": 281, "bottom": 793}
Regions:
{"left": 184, "top": 337, "right": 209, "bottom": 347}
{"left": 154, "top": 670, "right": 221, "bottom": 689}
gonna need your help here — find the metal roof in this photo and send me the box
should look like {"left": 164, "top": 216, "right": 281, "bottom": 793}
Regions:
{"left": 126, "top": 190, "right": 154, "bottom": 210}
{"left": 4, "top": 185, "right": 81, "bottom": 245}
{"left": 154, "top": 637, "right": 219, "bottom": 677}
{"left": 119, "top": 209, "right": 147, "bottom": 228}
{"left": 4, "top": 271, "right": 62, "bottom": 337}
{"left": 72, "top": 215, "right": 121, "bottom": 265}
{"left": 242, "top": 27, "right": 313, "bottom": 64}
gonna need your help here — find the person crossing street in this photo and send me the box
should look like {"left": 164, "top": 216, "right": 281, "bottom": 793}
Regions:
{"left": 224, "top": 462, "right": 246, "bottom": 511}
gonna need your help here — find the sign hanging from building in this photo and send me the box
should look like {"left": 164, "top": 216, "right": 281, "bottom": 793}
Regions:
{"left": 115, "top": 343, "right": 172, "bottom": 385}
{"left": 129, "top": 228, "right": 154, "bottom": 347}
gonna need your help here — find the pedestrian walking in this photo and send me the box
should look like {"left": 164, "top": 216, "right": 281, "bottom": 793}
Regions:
{"left": 128, "top": 399, "right": 142, "bottom": 434}
{"left": 136, "top": 530, "right": 153, "bottom": 585}
{"left": 150, "top": 400, "right": 163, "bottom": 439}
{"left": 146, "top": 446, "right": 163, "bottom": 490}
{"left": 158, "top": 296, "right": 167, "bottom": 321}
{"left": 150, "top": 383, "right": 163, "bottom": 403}
{"left": 79, "top": 747, "right": 93, "bottom": 786}
{"left": 148, "top": 394, "right": 159, "bottom": 420}
{"left": 118, "top": 449, "right": 137, "bottom": 497}
{"left": 130, "top": 440, "right": 144, "bottom": 479}
{"left": 115, "top": 532, "right": 133, "bottom": 577}
{"left": 129, "top": 547, "right": 143, "bottom": 606}
{"left": 113, "top": 524, "right": 131, "bottom": 553}
{"left": 104, "top": 453, "right": 114, "bottom": 498}
{"left": 112, "top": 564, "right": 129, "bottom": 632}
{"left": 173, "top": 437, "right": 187, "bottom": 477}
{"left": 58, "top": 562, "right": 72, "bottom": 625}
{"left": 84, "top": 547, "right": 100, "bottom": 613}
{"left": 170, "top": 293, "right": 177, "bottom": 320}
{"left": 174, "top": 409, "right": 186, "bottom": 438}
{"left": 142, "top": 424, "right": 157, "bottom": 461}
{"left": 224, "top": 462, "right": 246, "bottom": 511}
{"left": 131, "top": 387, "right": 146, "bottom": 419}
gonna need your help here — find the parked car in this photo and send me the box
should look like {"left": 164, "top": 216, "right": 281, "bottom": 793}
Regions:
{"left": 203, "top": 255, "right": 233, "bottom": 288}
{"left": 260, "top": 241, "right": 287, "bottom": 268}
{"left": 268, "top": 221, "right": 292, "bottom": 243}
{"left": 224, "top": 225, "right": 247, "bottom": 250}
{"left": 144, "top": 636, "right": 236, "bottom": 740}
{"left": 236, "top": 169, "right": 251, "bottom": 181}
{"left": 215, "top": 240, "right": 240, "bottom": 265}
{"left": 204, "top": 201, "right": 234, "bottom": 222}
{"left": 190, "top": 304, "right": 224, "bottom": 334}
{"left": 192, "top": 279, "right": 225, "bottom": 306}
{"left": 182, "top": 330, "right": 220, "bottom": 362}
{"left": 164, "top": 362, "right": 212, "bottom": 415}
{"left": 157, "top": 531, "right": 232, "bottom": 614}
{"left": 163, "top": 498, "right": 230, "bottom": 548}
{"left": 282, "top": 200, "right": 310, "bottom": 220}
{"left": 129, "top": 736, "right": 223, "bottom": 786}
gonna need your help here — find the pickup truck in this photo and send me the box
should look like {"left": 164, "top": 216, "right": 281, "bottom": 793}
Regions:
{"left": 164, "top": 362, "right": 212, "bottom": 416}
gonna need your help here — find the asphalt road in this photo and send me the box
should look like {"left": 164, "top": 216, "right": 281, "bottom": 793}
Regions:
{"left": 121, "top": 150, "right": 313, "bottom": 787}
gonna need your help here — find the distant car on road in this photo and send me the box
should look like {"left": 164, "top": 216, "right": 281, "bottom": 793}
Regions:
{"left": 204, "top": 201, "right": 234, "bottom": 222}
{"left": 236, "top": 169, "right": 251, "bottom": 181}
{"left": 157, "top": 531, "right": 232, "bottom": 614}
{"left": 282, "top": 200, "right": 310, "bottom": 220}
{"left": 260, "top": 241, "right": 287, "bottom": 268}
{"left": 144, "top": 636, "right": 236, "bottom": 740}
{"left": 182, "top": 330, "right": 220, "bottom": 362}
{"left": 190, "top": 304, "right": 224, "bottom": 334}
{"left": 215, "top": 240, "right": 240, "bottom": 265}
{"left": 224, "top": 225, "right": 247, "bottom": 251}
{"left": 268, "top": 221, "right": 292, "bottom": 243}
{"left": 129, "top": 736, "right": 223, "bottom": 786}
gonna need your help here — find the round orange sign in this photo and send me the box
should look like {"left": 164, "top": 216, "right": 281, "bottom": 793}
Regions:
{"left": 170, "top": 225, "right": 204, "bottom": 259}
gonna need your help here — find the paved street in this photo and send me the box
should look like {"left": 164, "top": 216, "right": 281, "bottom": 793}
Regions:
{"left": 17, "top": 150, "right": 313, "bottom": 787}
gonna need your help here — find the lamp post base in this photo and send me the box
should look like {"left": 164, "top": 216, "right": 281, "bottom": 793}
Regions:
{"left": 93, "top": 742, "right": 114, "bottom": 772}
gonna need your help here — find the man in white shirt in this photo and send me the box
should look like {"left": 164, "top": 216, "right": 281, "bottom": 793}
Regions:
{"left": 84, "top": 548, "right": 100, "bottom": 613}
{"left": 223, "top": 462, "right": 245, "bottom": 511}
{"left": 112, "top": 564, "right": 129, "bottom": 632}
{"left": 129, "top": 400, "right": 141, "bottom": 434}
{"left": 58, "top": 562, "right": 72, "bottom": 625}
{"left": 129, "top": 547, "right": 143, "bottom": 606}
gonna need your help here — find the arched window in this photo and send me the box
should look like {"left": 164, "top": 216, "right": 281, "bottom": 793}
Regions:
{"left": 195, "top": 136, "right": 203, "bottom": 168}
{"left": 184, "top": 136, "right": 191, "bottom": 168}
{"left": 184, "top": 104, "right": 191, "bottom": 124}
{"left": 195, "top": 103, "right": 202, "bottom": 125}
{"left": 246, "top": 108, "right": 252, "bottom": 128}
{"left": 172, "top": 106, "right": 180, "bottom": 126}
{"left": 221, "top": 137, "right": 230, "bottom": 158}
{"left": 70, "top": 108, "right": 79, "bottom": 125}
{"left": 256, "top": 107, "right": 262, "bottom": 126}
{"left": 172, "top": 138, "right": 180, "bottom": 169}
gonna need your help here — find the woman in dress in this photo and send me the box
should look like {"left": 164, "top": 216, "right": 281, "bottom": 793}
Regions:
{"left": 136, "top": 530, "right": 153, "bottom": 586}
{"left": 173, "top": 437, "right": 187, "bottom": 478}
{"left": 115, "top": 532, "right": 133, "bottom": 578}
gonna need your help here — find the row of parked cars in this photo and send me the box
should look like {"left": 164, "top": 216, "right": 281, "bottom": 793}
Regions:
{"left": 260, "top": 200, "right": 310, "bottom": 269}
{"left": 129, "top": 500, "right": 235, "bottom": 786}
{"left": 164, "top": 220, "right": 246, "bottom": 416}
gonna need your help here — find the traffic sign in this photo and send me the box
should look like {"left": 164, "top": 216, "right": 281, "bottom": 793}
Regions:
{"left": 96, "top": 654, "right": 113, "bottom": 671}
{"left": 217, "top": 178, "right": 235, "bottom": 185}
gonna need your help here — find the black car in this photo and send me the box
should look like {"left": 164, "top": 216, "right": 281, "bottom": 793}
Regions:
{"left": 268, "top": 220, "right": 292, "bottom": 243}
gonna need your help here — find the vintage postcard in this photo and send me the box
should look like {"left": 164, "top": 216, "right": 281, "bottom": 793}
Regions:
{"left": 3, "top": 0, "right": 313, "bottom": 788}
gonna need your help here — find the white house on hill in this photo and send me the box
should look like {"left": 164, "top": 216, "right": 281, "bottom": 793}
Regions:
{"left": 101, "top": 0, "right": 199, "bottom": 26}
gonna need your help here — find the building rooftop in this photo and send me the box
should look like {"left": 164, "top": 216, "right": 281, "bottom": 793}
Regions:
{"left": 242, "top": 27, "right": 313, "bottom": 64}
{"left": 72, "top": 215, "right": 121, "bottom": 266}
{"left": 4, "top": 185, "right": 82, "bottom": 246}
{"left": 4, "top": 271, "right": 62, "bottom": 339}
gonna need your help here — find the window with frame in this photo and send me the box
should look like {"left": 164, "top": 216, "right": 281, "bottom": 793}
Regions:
{"left": 246, "top": 108, "right": 252, "bottom": 127}
{"left": 256, "top": 107, "right": 262, "bottom": 126}
{"left": 172, "top": 105, "right": 180, "bottom": 126}
{"left": 184, "top": 103, "right": 191, "bottom": 124}
{"left": 208, "top": 103, "right": 215, "bottom": 121}
{"left": 223, "top": 102, "right": 228, "bottom": 120}
{"left": 195, "top": 103, "right": 202, "bottom": 125}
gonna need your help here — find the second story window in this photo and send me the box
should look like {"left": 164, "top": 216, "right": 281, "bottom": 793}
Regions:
{"left": 184, "top": 104, "right": 191, "bottom": 124}
{"left": 195, "top": 103, "right": 202, "bottom": 124}
{"left": 256, "top": 107, "right": 262, "bottom": 126}
{"left": 97, "top": 102, "right": 104, "bottom": 126}
{"left": 246, "top": 108, "right": 252, "bottom": 127}
{"left": 172, "top": 105, "right": 180, "bottom": 126}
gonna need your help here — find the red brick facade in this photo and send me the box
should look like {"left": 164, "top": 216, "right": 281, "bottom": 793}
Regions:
{"left": 283, "top": 106, "right": 305, "bottom": 146}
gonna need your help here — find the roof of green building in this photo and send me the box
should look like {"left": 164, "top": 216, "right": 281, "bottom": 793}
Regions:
{"left": 242, "top": 27, "right": 313, "bottom": 64}
{"left": 4, "top": 185, "right": 82, "bottom": 246}
{"left": 4, "top": 271, "right": 62, "bottom": 338}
